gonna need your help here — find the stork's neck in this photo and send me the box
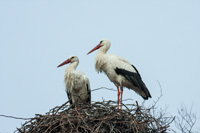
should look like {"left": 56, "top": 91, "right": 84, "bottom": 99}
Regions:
{"left": 96, "top": 48, "right": 107, "bottom": 63}
{"left": 98, "top": 44, "right": 110, "bottom": 54}
{"left": 66, "top": 61, "right": 79, "bottom": 72}
{"left": 95, "top": 50, "right": 106, "bottom": 73}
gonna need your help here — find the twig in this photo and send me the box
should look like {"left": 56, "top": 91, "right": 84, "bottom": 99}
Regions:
{"left": 0, "top": 115, "right": 31, "bottom": 120}
{"left": 91, "top": 87, "right": 116, "bottom": 92}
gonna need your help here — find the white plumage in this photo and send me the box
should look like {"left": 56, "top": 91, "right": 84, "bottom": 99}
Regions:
{"left": 87, "top": 39, "right": 151, "bottom": 108}
{"left": 57, "top": 56, "right": 91, "bottom": 107}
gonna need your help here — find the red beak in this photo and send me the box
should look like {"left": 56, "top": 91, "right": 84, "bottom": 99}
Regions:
{"left": 57, "top": 59, "right": 71, "bottom": 68}
{"left": 87, "top": 44, "right": 101, "bottom": 55}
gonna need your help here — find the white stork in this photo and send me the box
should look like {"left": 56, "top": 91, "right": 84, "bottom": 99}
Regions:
{"left": 87, "top": 39, "right": 151, "bottom": 109}
{"left": 57, "top": 56, "right": 91, "bottom": 108}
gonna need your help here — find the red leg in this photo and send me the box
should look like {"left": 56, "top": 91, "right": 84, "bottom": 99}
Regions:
{"left": 117, "top": 86, "right": 120, "bottom": 109}
{"left": 120, "top": 90, "right": 123, "bottom": 109}
{"left": 120, "top": 84, "right": 123, "bottom": 110}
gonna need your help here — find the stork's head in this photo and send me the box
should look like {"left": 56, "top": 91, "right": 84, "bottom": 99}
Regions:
{"left": 57, "top": 55, "right": 79, "bottom": 68}
{"left": 87, "top": 39, "right": 111, "bottom": 55}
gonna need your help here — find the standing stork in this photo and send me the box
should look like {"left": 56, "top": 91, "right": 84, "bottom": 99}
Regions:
{"left": 87, "top": 39, "right": 151, "bottom": 109}
{"left": 57, "top": 56, "right": 91, "bottom": 108}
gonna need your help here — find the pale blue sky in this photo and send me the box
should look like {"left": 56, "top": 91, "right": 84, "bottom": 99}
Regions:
{"left": 0, "top": 0, "right": 200, "bottom": 132}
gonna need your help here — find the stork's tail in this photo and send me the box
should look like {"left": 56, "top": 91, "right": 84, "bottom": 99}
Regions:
{"left": 140, "top": 82, "right": 151, "bottom": 100}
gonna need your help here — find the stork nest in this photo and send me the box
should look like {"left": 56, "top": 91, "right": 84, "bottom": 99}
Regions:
{"left": 16, "top": 100, "right": 174, "bottom": 133}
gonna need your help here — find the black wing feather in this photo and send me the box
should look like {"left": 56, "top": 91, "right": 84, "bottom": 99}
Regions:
{"left": 115, "top": 65, "right": 151, "bottom": 99}
{"left": 86, "top": 84, "right": 91, "bottom": 104}
{"left": 66, "top": 91, "right": 73, "bottom": 105}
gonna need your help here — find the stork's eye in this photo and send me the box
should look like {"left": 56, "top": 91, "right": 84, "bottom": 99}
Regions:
{"left": 100, "top": 41, "right": 103, "bottom": 44}
{"left": 71, "top": 57, "right": 74, "bottom": 59}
